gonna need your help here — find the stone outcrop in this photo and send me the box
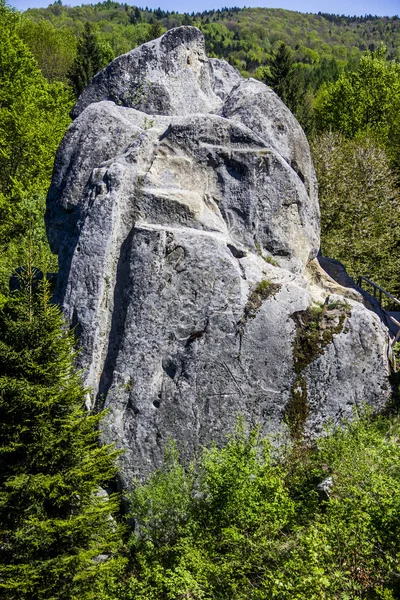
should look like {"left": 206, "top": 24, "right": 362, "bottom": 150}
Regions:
{"left": 46, "top": 27, "right": 391, "bottom": 485}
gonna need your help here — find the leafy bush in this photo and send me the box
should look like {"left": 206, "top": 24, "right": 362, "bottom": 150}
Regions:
{"left": 107, "top": 413, "right": 400, "bottom": 599}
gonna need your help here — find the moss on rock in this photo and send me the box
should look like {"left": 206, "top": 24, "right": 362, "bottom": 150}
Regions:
{"left": 243, "top": 279, "right": 282, "bottom": 322}
{"left": 285, "top": 300, "right": 352, "bottom": 439}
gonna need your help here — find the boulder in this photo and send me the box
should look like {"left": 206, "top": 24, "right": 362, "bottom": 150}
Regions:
{"left": 46, "top": 27, "right": 391, "bottom": 485}
{"left": 71, "top": 27, "right": 222, "bottom": 119}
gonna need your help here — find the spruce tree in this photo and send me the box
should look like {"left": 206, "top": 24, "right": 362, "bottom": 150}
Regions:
{"left": 67, "top": 22, "right": 114, "bottom": 98}
{"left": 266, "top": 42, "right": 315, "bottom": 136}
{"left": 0, "top": 271, "right": 122, "bottom": 599}
{"left": 267, "top": 42, "right": 295, "bottom": 104}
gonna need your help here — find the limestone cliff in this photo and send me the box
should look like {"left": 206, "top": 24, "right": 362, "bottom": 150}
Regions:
{"left": 46, "top": 27, "right": 391, "bottom": 484}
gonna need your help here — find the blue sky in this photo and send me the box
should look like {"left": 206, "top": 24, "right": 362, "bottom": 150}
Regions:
{"left": 8, "top": 0, "right": 400, "bottom": 17}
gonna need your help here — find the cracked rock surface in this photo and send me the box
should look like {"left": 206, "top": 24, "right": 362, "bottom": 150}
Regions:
{"left": 46, "top": 26, "right": 391, "bottom": 484}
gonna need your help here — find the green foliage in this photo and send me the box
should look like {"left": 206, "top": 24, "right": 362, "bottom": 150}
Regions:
{"left": 264, "top": 255, "right": 279, "bottom": 266}
{"left": 0, "top": 0, "right": 72, "bottom": 300}
{"left": 0, "top": 271, "right": 123, "bottom": 599}
{"left": 254, "top": 243, "right": 279, "bottom": 266}
{"left": 2, "top": 3, "right": 400, "bottom": 598}
{"left": 264, "top": 42, "right": 315, "bottom": 135}
{"left": 284, "top": 412, "right": 400, "bottom": 598}
{"left": 0, "top": 193, "right": 57, "bottom": 307}
{"left": 285, "top": 375, "right": 309, "bottom": 440}
{"left": 291, "top": 301, "right": 350, "bottom": 375}
{"left": 148, "top": 20, "right": 165, "bottom": 41}
{"left": 13, "top": 4, "right": 400, "bottom": 149}
{"left": 312, "top": 49, "right": 400, "bottom": 293}
{"left": 314, "top": 47, "right": 400, "bottom": 166}
{"left": 17, "top": 16, "right": 77, "bottom": 83}
{"left": 0, "top": 1, "right": 72, "bottom": 204}
{"left": 241, "top": 279, "right": 282, "bottom": 323}
{"left": 312, "top": 132, "right": 400, "bottom": 295}
{"left": 67, "top": 21, "right": 114, "bottom": 97}
{"left": 266, "top": 43, "right": 299, "bottom": 104}
{"left": 106, "top": 413, "right": 400, "bottom": 599}
{"left": 116, "top": 422, "right": 295, "bottom": 600}
{"left": 20, "top": 3, "right": 400, "bottom": 87}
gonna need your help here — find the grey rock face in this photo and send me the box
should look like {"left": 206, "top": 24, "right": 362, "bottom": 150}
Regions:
{"left": 71, "top": 27, "right": 222, "bottom": 119}
{"left": 46, "top": 27, "right": 391, "bottom": 484}
{"left": 221, "top": 78, "right": 318, "bottom": 203}
{"left": 305, "top": 299, "right": 390, "bottom": 438}
{"left": 210, "top": 58, "right": 242, "bottom": 101}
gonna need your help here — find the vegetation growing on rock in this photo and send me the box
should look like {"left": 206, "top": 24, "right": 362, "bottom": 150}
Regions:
{"left": 242, "top": 279, "right": 282, "bottom": 321}
{"left": 285, "top": 300, "right": 352, "bottom": 439}
{"left": 291, "top": 301, "right": 351, "bottom": 375}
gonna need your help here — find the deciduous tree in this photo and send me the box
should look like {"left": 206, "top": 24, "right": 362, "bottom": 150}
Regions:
{"left": 312, "top": 131, "right": 400, "bottom": 295}
{"left": 0, "top": 0, "right": 71, "bottom": 299}
{"left": 314, "top": 47, "right": 400, "bottom": 166}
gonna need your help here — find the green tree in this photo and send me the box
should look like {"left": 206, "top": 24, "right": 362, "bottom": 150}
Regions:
{"left": 17, "top": 16, "right": 77, "bottom": 83}
{"left": 314, "top": 47, "right": 400, "bottom": 165}
{"left": 312, "top": 131, "right": 400, "bottom": 295}
{"left": 0, "top": 273, "right": 123, "bottom": 599}
{"left": 0, "top": 0, "right": 72, "bottom": 298}
{"left": 109, "top": 423, "right": 295, "bottom": 600}
{"left": 0, "top": 0, "right": 72, "bottom": 204}
{"left": 267, "top": 42, "right": 297, "bottom": 104}
{"left": 67, "top": 21, "right": 114, "bottom": 97}
{"left": 0, "top": 193, "right": 57, "bottom": 310}
{"left": 106, "top": 413, "right": 400, "bottom": 599}
{"left": 285, "top": 412, "right": 400, "bottom": 599}
{"left": 266, "top": 42, "right": 315, "bottom": 136}
{"left": 148, "top": 20, "right": 164, "bottom": 40}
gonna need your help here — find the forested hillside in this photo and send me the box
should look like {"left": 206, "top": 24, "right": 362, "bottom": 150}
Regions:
{"left": 20, "top": 3, "right": 400, "bottom": 80}
{"left": 2, "top": 1, "right": 400, "bottom": 597}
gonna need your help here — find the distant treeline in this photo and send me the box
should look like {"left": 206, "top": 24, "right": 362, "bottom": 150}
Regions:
{"left": 22, "top": 2, "right": 400, "bottom": 80}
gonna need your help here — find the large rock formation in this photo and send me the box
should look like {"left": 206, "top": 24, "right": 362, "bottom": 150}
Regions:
{"left": 46, "top": 27, "right": 391, "bottom": 484}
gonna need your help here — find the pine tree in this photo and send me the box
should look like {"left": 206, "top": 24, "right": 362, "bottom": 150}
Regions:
{"left": 0, "top": 271, "right": 122, "bottom": 599}
{"left": 67, "top": 22, "right": 114, "bottom": 98}
{"left": 267, "top": 42, "right": 295, "bottom": 104}
{"left": 266, "top": 42, "right": 315, "bottom": 136}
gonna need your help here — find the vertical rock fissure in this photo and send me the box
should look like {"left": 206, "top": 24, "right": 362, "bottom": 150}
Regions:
{"left": 97, "top": 226, "right": 136, "bottom": 405}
